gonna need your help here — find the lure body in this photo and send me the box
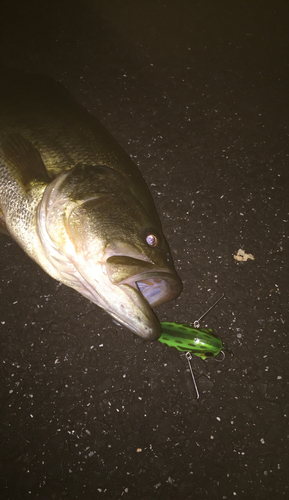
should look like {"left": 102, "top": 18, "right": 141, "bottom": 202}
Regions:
{"left": 159, "top": 322, "right": 223, "bottom": 359}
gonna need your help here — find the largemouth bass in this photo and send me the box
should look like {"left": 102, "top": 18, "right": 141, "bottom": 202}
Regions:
{"left": 0, "top": 66, "right": 182, "bottom": 340}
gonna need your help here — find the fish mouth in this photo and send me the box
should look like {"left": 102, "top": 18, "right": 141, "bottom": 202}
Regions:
{"left": 106, "top": 256, "right": 182, "bottom": 340}
{"left": 135, "top": 271, "right": 182, "bottom": 307}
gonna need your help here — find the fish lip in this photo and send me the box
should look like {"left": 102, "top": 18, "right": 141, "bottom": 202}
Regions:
{"left": 117, "top": 283, "right": 162, "bottom": 340}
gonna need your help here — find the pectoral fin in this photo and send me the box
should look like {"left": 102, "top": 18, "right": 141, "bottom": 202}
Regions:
{"left": 1, "top": 133, "right": 50, "bottom": 191}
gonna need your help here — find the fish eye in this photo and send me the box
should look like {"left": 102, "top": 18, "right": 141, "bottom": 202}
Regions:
{"left": 146, "top": 233, "right": 158, "bottom": 247}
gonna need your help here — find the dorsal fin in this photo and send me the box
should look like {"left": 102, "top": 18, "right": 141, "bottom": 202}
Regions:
{"left": 1, "top": 133, "right": 50, "bottom": 191}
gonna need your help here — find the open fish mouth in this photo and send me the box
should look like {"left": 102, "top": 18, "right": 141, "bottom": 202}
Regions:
{"left": 114, "top": 271, "right": 182, "bottom": 340}
{"left": 105, "top": 255, "right": 182, "bottom": 339}
{"left": 106, "top": 255, "right": 182, "bottom": 307}
{"left": 135, "top": 271, "right": 182, "bottom": 307}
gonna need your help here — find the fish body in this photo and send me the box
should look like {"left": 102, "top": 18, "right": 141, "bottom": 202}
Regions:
{"left": 0, "top": 66, "right": 182, "bottom": 339}
{"left": 159, "top": 322, "right": 223, "bottom": 358}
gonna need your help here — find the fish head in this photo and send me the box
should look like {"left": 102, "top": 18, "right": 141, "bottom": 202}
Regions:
{"left": 38, "top": 164, "right": 182, "bottom": 340}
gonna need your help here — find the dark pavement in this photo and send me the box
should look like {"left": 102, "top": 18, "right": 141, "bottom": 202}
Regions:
{"left": 0, "top": 1, "right": 288, "bottom": 499}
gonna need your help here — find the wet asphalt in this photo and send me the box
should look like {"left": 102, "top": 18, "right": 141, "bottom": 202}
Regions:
{"left": 0, "top": 1, "right": 288, "bottom": 499}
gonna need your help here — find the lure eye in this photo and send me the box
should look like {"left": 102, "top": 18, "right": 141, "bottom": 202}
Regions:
{"left": 146, "top": 233, "right": 158, "bottom": 247}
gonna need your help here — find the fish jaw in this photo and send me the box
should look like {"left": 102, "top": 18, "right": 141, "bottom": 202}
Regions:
{"left": 70, "top": 262, "right": 182, "bottom": 340}
{"left": 35, "top": 225, "right": 162, "bottom": 339}
{"left": 34, "top": 223, "right": 178, "bottom": 340}
{"left": 102, "top": 259, "right": 182, "bottom": 339}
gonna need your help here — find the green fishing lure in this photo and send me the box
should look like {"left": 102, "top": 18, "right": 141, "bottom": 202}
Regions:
{"left": 158, "top": 295, "right": 226, "bottom": 399}
{"left": 159, "top": 322, "right": 224, "bottom": 359}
